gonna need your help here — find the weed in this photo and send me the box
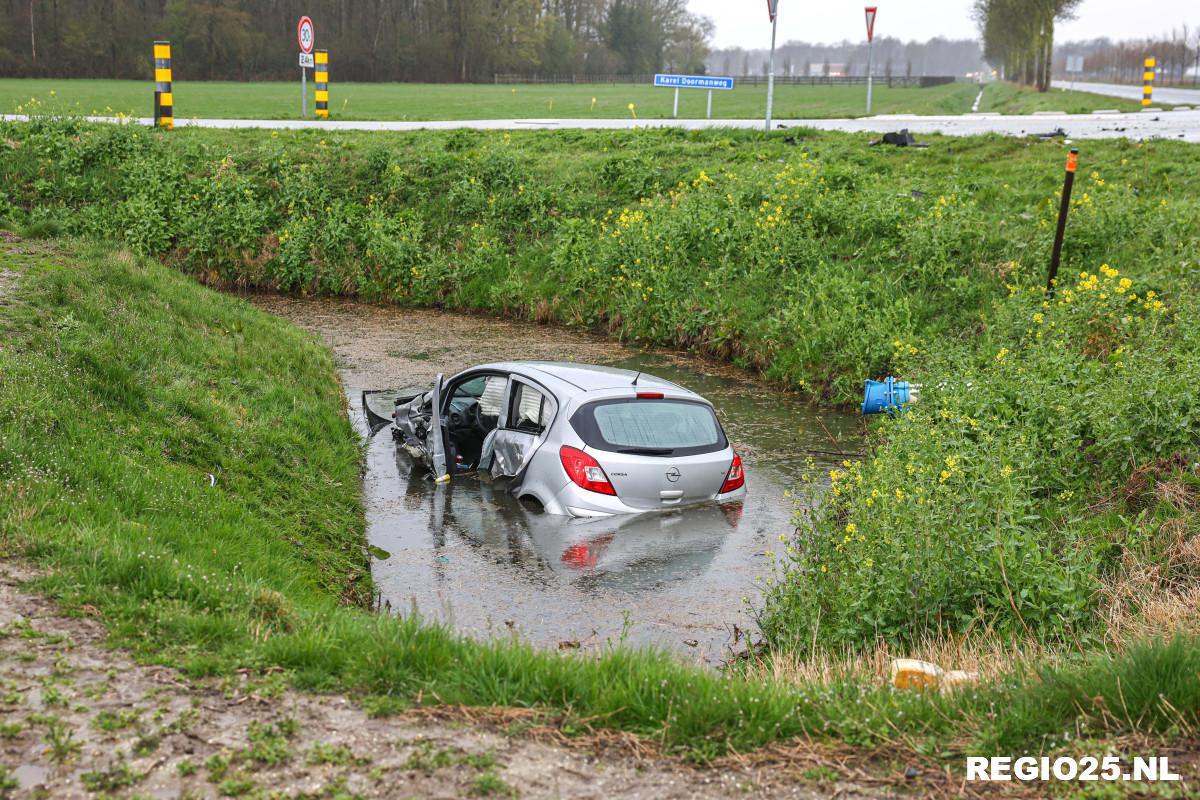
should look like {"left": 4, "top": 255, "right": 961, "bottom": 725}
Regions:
{"left": 218, "top": 776, "right": 257, "bottom": 797}
{"left": 80, "top": 758, "right": 143, "bottom": 792}
{"left": 38, "top": 685, "right": 64, "bottom": 707}
{"left": 43, "top": 719, "right": 81, "bottom": 764}
{"left": 306, "top": 742, "right": 367, "bottom": 767}
{"left": 404, "top": 740, "right": 458, "bottom": 771}
{"left": 0, "top": 722, "right": 23, "bottom": 738}
{"left": 133, "top": 730, "right": 161, "bottom": 756}
{"left": 471, "top": 770, "right": 517, "bottom": 797}
{"left": 92, "top": 709, "right": 140, "bottom": 732}
{"left": 242, "top": 720, "right": 295, "bottom": 766}
{"left": 0, "top": 766, "right": 17, "bottom": 793}
{"left": 205, "top": 753, "right": 231, "bottom": 783}
{"left": 177, "top": 758, "right": 197, "bottom": 777}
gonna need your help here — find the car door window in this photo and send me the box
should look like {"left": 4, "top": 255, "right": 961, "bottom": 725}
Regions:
{"left": 508, "top": 383, "right": 550, "bottom": 435}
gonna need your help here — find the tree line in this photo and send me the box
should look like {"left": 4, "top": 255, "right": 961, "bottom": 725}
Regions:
{"left": 707, "top": 38, "right": 985, "bottom": 80}
{"left": 973, "top": 0, "right": 1082, "bottom": 91}
{"left": 1056, "top": 30, "right": 1200, "bottom": 87}
{"left": 0, "top": 0, "right": 712, "bottom": 81}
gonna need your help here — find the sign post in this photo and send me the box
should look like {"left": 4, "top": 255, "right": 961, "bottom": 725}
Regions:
{"left": 653, "top": 74, "right": 735, "bottom": 119}
{"left": 1065, "top": 55, "right": 1083, "bottom": 91}
{"left": 865, "top": 7, "right": 877, "bottom": 115}
{"left": 765, "top": 0, "right": 779, "bottom": 132}
{"left": 297, "top": 15, "right": 315, "bottom": 117}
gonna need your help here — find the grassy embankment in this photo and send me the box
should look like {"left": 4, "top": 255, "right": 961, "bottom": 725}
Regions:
{"left": 0, "top": 77, "right": 1147, "bottom": 120}
{"left": 2, "top": 117, "right": 1200, "bottom": 765}
{"left": 978, "top": 81, "right": 1152, "bottom": 114}
{"left": 4, "top": 238, "right": 1200, "bottom": 773}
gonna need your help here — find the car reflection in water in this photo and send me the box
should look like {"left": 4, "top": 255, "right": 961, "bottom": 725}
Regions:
{"left": 391, "top": 447, "right": 743, "bottom": 597}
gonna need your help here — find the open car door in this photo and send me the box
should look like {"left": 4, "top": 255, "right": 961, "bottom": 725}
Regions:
{"left": 429, "top": 373, "right": 451, "bottom": 483}
{"left": 490, "top": 377, "right": 556, "bottom": 479}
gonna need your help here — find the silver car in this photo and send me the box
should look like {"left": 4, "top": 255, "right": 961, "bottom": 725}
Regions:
{"left": 365, "top": 361, "right": 746, "bottom": 517}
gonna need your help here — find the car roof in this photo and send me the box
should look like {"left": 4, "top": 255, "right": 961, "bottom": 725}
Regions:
{"left": 468, "top": 361, "right": 689, "bottom": 396}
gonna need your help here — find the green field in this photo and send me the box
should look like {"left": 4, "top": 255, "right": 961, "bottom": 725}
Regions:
{"left": 0, "top": 77, "right": 1146, "bottom": 120}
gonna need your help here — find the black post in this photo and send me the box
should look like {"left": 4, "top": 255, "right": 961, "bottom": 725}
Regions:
{"left": 1046, "top": 148, "right": 1078, "bottom": 296}
{"left": 153, "top": 90, "right": 160, "bottom": 127}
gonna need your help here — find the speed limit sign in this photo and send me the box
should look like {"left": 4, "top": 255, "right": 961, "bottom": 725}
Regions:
{"left": 297, "top": 16, "right": 315, "bottom": 54}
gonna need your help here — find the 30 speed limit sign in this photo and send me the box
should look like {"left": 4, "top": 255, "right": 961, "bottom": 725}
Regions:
{"left": 297, "top": 16, "right": 315, "bottom": 54}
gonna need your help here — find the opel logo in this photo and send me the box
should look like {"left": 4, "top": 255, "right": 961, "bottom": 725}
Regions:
{"left": 665, "top": 467, "right": 681, "bottom": 483}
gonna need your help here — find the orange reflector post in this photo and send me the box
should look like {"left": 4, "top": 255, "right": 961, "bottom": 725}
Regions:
{"left": 1046, "top": 148, "right": 1079, "bottom": 295}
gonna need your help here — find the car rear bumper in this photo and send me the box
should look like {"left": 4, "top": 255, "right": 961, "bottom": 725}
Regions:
{"left": 552, "top": 482, "right": 747, "bottom": 518}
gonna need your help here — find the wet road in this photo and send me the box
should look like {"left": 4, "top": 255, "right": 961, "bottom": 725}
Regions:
{"left": 1051, "top": 80, "right": 1200, "bottom": 106}
{"left": 6, "top": 107, "right": 1200, "bottom": 141}
{"left": 251, "top": 297, "right": 860, "bottom": 665}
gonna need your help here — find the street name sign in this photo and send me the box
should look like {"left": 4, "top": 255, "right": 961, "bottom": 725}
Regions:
{"left": 653, "top": 74, "right": 735, "bottom": 90}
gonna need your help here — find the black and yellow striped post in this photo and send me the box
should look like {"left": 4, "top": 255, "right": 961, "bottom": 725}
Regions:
{"left": 314, "top": 50, "right": 329, "bottom": 118}
{"left": 1143, "top": 57, "right": 1156, "bottom": 107}
{"left": 153, "top": 41, "right": 173, "bottom": 129}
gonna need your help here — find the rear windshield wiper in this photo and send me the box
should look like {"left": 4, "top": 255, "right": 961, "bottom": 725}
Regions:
{"left": 616, "top": 447, "right": 674, "bottom": 456}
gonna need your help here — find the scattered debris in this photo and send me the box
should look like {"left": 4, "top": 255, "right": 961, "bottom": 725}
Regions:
{"left": 891, "top": 658, "right": 941, "bottom": 690}
{"left": 891, "top": 659, "right": 979, "bottom": 692}
{"left": 895, "top": 189, "right": 926, "bottom": 199}
{"left": 868, "top": 129, "right": 929, "bottom": 148}
{"left": 1035, "top": 127, "right": 1068, "bottom": 138}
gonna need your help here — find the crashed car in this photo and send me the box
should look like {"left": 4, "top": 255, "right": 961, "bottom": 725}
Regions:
{"left": 364, "top": 362, "right": 746, "bottom": 517}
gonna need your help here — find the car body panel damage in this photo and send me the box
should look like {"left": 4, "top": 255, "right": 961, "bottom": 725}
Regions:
{"left": 370, "top": 361, "right": 747, "bottom": 517}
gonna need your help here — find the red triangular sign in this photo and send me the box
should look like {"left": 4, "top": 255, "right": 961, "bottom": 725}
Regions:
{"left": 865, "top": 7, "right": 877, "bottom": 42}
{"left": 767, "top": 0, "right": 778, "bottom": 23}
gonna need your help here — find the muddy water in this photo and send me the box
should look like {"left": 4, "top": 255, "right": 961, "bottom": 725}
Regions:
{"left": 251, "top": 297, "right": 861, "bottom": 665}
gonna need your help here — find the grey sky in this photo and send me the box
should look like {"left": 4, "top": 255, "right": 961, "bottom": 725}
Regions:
{"left": 690, "top": 1, "right": 1200, "bottom": 50}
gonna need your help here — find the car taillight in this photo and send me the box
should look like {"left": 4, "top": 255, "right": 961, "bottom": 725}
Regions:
{"left": 559, "top": 446, "right": 617, "bottom": 496}
{"left": 720, "top": 452, "right": 745, "bottom": 494}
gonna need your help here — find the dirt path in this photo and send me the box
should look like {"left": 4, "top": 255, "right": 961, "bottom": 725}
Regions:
{"left": 0, "top": 561, "right": 892, "bottom": 799}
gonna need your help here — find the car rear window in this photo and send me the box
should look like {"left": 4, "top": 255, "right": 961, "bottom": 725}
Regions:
{"left": 570, "top": 399, "right": 726, "bottom": 456}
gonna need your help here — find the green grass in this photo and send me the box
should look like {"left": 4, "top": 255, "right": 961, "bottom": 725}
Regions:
{"left": 978, "top": 81, "right": 1150, "bottom": 114}
{"left": 3, "top": 237, "right": 1200, "bottom": 768}
{"left": 3, "top": 77, "right": 990, "bottom": 120}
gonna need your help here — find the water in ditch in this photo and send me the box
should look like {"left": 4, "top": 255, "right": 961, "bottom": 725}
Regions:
{"left": 251, "top": 296, "right": 861, "bottom": 665}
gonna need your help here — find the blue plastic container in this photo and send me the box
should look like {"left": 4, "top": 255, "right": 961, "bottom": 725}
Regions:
{"left": 862, "top": 377, "right": 915, "bottom": 415}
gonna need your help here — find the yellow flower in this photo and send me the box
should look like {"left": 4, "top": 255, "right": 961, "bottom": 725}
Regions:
{"left": 845, "top": 523, "right": 857, "bottom": 535}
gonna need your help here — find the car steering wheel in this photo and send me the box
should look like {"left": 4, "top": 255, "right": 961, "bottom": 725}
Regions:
{"left": 448, "top": 400, "right": 483, "bottom": 432}
{"left": 466, "top": 400, "right": 485, "bottom": 431}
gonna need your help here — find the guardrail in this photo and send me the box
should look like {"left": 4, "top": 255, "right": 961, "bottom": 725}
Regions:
{"left": 494, "top": 74, "right": 958, "bottom": 88}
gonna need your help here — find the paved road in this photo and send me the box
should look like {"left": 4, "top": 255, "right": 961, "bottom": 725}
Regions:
{"left": 4, "top": 108, "right": 1199, "bottom": 141}
{"left": 1053, "top": 80, "right": 1200, "bottom": 106}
